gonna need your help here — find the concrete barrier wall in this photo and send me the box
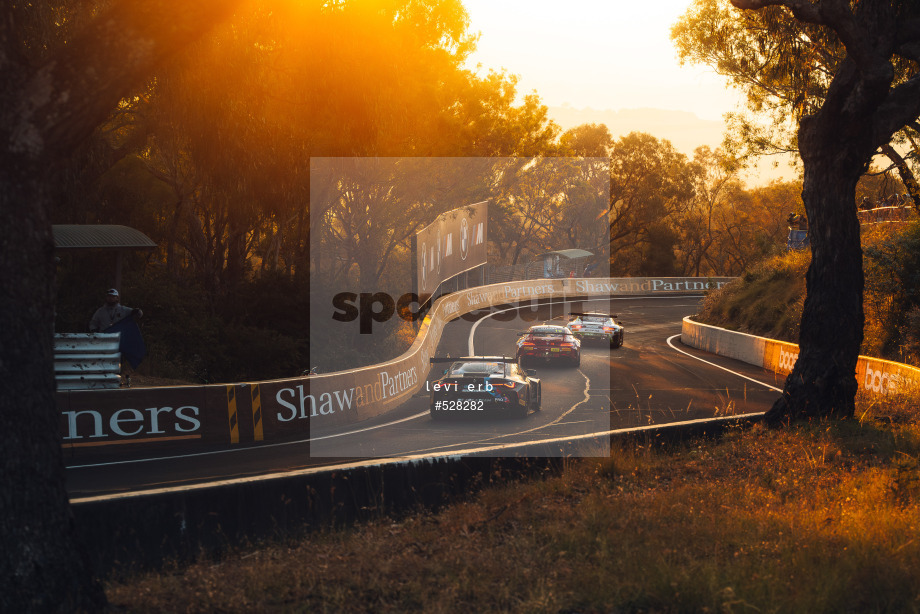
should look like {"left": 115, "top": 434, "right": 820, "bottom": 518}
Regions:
{"left": 762, "top": 338, "right": 800, "bottom": 375}
{"left": 679, "top": 317, "right": 767, "bottom": 367}
{"left": 58, "top": 277, "right": 732, "bottom": 462}
{"left": 681, "top": 316, "right": 920, "bottom": 396}
{"left": 858, "top": 356, "right": 920, "bottom": 396}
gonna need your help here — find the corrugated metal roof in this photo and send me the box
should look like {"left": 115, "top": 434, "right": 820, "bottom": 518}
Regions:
{"left": 540, "top": 249, "right": 594, "bottom": 259}
{"left": 53, "top": 225, "right": 157, "bottom": 250}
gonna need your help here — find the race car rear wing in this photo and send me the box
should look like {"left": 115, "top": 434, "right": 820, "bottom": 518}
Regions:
{"left": 430, "top": 356, "right": 516, "bottom": 364}
{"left": 569, "top": 312, "right": 618, "bottom": 319}
{"left": 429, "top": 356, "right": 519, "bottom": 377}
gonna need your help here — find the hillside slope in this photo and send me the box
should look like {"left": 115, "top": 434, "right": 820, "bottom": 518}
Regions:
{"left": 695, "top": 222, "right": 920, "bottom": 367}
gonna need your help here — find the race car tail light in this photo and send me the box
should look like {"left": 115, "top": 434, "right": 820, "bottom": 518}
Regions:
{"left": 559, "top": 342, "right": 576, "bottom": 348}
{"left": 603, "top": 326, "right": 614, "bottom": 332}
{"left": 569, "top": 324, "right": 582, "bottom": 330}
{"left": 491, "top": 381, "right": 516, "bottom": 388}
{"left": 520, "top": 341, "right": 536, "bottom": 348}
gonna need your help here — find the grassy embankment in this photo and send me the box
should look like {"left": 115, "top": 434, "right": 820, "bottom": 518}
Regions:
{"left": 106, "top": 223, "right": 920, "bottom": 612}
{"left": 696, "top": 221, "right": 920, "bottom": 367}
{"left": 107, "top": 396, "right": 920, "bottom": 612}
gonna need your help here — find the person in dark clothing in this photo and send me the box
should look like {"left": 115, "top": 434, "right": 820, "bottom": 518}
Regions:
{"left": 89, "top": 289, "right": 147, "bottom": 378}
{"left": 89, "top": 288, "right": 142, "bottom": 332}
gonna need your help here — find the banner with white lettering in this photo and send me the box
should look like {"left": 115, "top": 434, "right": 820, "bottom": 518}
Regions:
{"left": 416, "top": 201, "right": 488, "bottom": 298}
{"left": 60, "top": 277, "right": 736, "bottom": 462}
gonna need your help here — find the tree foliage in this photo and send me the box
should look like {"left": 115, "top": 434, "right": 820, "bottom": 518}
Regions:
{"left": 696, "top": 0, "right": 920, "bottom": 425}
{"left": 673, "top": 0, "right": 920, "bottom": 209}
{"left": 1, "top": 1, "right": 243, "bottom": 609}
{"left": 0, "top": 2, "right": 822, "bottom": 607}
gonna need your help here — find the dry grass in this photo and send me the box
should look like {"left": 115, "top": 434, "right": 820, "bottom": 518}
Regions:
{"left": 696, "top": 249, "right": 809, "bottom": 342}
{"left": 107, "top": 394, "right": 920, "bottom": 613}
{"left": 697, "top": 222, "right": 920, "bottom": 367}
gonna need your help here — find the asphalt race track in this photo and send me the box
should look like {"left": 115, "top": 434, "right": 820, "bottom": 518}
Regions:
{"left": 66, "top": 296, "right": 782, "bottom": 499}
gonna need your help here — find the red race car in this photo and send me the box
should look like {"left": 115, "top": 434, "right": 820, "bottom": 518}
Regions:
{"left": 515, "top": 324, "right": 581, "bottom": 367}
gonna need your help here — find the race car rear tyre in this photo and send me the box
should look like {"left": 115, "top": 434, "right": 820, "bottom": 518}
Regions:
{"left": 516, "top": 399, "right": 529, "bottom": 418}
{"left": 531, "top": 384, "right": 542, "bottom": 412}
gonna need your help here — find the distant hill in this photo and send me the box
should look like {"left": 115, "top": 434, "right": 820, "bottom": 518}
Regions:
{"left": 548, "top": 106, "right": 724, "bottom": 156}
{"left": 547, "top": 105, "right": 799, "bottom": 186}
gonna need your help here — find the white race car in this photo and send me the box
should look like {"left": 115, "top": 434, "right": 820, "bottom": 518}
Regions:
{"left": 567, "top": 312, "right": 625, "bottom": 349}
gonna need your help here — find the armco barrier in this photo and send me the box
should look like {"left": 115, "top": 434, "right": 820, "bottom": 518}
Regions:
{"left": 57, "top": 277, "right": 732, "bottom": 462}
{"left": 681, "top": 316, "right": 920, "bottom": 396}
{"left": 54, "top": 333, "right": 122, "bottom": 390}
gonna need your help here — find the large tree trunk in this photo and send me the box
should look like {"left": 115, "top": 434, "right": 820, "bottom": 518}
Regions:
{"left": 765, "top": 101, "right": 868, "bottom": 425}
{"left": 726, "top": 0, "right": 920, "bottom": 426}
{"left": 1, "top": 1, "right": 241, "bottom": 608}
{"left": 0, "top": 165, "right": 106, "bottom": 610}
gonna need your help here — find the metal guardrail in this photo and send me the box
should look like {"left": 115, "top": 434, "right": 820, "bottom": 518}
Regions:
{"left": 69, "top": 412, "right": 765, "bottom": 579}
{"left": 66, "top": 286, "right": 759, "bottom": 579}
{"left": 858, "top": 205, "right": 918, "bottom": 224}
{"left": 56, "top": 277, "right": 734, "bottom": 463}
{"left": 54, "top": 333, "right": 121, "bottom": 390}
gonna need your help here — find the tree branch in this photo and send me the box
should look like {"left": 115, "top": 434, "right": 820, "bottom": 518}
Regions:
{"left": 732, "top": 0, "right": 892, "bottom": 77}
{"left": 8, "top": 0, "right": 241, "bottom": 161}
{"left": 872, "top": 75, "right": 920, "bottom": 149}
{"left": 895, "top": 17, "right": 920, "bottom": 63}
{"left": 730, "top": 0, "right": 822, "bottom": 25}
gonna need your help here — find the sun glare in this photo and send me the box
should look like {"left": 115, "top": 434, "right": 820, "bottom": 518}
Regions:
{"left": 461, "top": 0, "right": 740, "bottom": 120}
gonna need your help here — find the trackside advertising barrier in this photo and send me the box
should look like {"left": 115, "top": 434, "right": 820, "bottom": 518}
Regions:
{"left": 57, "top": 277, "right": 732, "bottom": 461}
{"left": 681, "top": 317, "right": 920, "bottom": 396}
{"left": 416, "top": 201, "right": 489, "bottom": 299}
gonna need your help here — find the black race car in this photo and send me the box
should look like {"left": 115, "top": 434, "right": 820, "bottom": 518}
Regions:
{"left": 429, "top": 356, "right": 541, "bottom": 420}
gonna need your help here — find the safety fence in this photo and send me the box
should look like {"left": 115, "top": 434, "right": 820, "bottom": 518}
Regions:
{"left": 58, "top": 277, "right": 732, "bottom": 463}
{"left": 55, "top": 333, "right": 122, "bottom": 390}
{"left": 858, "top": 205, "right": 918, "bottom": 225}
{"left": 681, "top": 317, "right": 920, "bottom": 396}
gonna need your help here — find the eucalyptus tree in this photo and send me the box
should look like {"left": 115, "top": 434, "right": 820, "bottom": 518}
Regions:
{"left": 144, "top": 0, "right": 561, "bottom": 290}
{"left": 559, "top": 123, "right": 614, "bottom": 158}
{"left": 553, "top": 125, "right": 614, "bottom": 253}
{"left": 436, "top": 69, "right": 560, "bottom": 157}
{"left": 505, "top": 157, "right": 578, "bottom": 264}
{"left": 608, "top": 132, "right": 697, "bottom": 274}
{"left": 673, "top": 146, "right": 741, "bottom": 276}
{"left": 0, "top": 1, "right": 240, "bottom": 609}
{"left": 678, "top": 0, "right": 920, "bottom": 424}
{"left": 556, "top": 160, "right": 611, "bottom": 254}
{"left": 673, "top": 0, "right": 920, "bottom": 211}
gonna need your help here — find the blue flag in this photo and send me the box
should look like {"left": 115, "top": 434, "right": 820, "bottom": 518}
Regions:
{"left": 105, "top": 314, "right": 146, "bottom": 369}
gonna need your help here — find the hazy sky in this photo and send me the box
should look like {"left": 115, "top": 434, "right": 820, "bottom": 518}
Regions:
{"left": 459, "top": 0, "right": 803, "bottom": 185}
{"left": 461, "top": 0, "right": 741, "bottom": 122}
